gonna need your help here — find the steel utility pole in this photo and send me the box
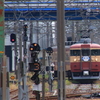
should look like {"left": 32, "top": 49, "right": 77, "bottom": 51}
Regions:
{"left": 14, "top": 23, "right": 18, "bottom": 72}
{"left": 2, "top": 55, "right": 7, "bottom": 100}
{"left": 18, "top": 23, "right": 29, "bottom": 100}
{"left": 57, "top": 0, "right": 66, "bottom": 100}
{"left": 0, "top": 57, "right": 2, "bottom": 100}
{"left": 30, "top": 21, "right": 33, "bottom": 44}
{"left": 18, "top": 32, "right": 23, "bottom": 100}
{"left": 36, "top": 21, "right": 39, "bottom": 43}
{"left": 0, "top": 0, "right": 5, "bottom": 100}
{"left": 48, "top": 54, "right": 52, "bottom": 92}
{"left": 42, "top": 49, "right": 45, "bottom": 100}
{"left": 47, "top": 22, "right": 49, "bottom": 47}
{"left": 72, "top": 21, "right": 75, "bottom": 41}
{"left": 23, "top": 24, "right": 29, "bottom": 100}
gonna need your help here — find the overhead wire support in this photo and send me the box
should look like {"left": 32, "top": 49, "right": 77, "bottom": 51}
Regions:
{"left": 4, "top": 1, "right": 100, "bottom": 4}
{"left": 42, "top": 49, "right": 45, "bottom": 100}
{"left": 48, "top": 54, "right": 52, "bottom": 92}
{"left": 14, "top": 23, "right": 18, "bottom": 78}
{"left": 22, "top": 24, "right": 29, "bottom": 100}
{"left": 57, "top": 0, "right": 66, "bottom": 100}
{"left": 0, "top": 0, "right": 5, "bottom": 100}
{"left": 18, "top": 22, "right": 29, "bottom": 100}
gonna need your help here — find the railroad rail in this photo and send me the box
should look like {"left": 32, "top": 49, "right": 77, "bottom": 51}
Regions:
{"left": 10, "top": 83, "right": 100, "bottom": 100}
{"left": 10, "top": 89, "right": 18, "bottom": 100}
{"left": 66, "top": 83, "right": 100, "bottom": 98}
{"left": 30, "top": 94, "right": 100, "bottom": 100}
{"left": 10, "top": 85, "right": 32, "bottom": 100}
{"left": 10, "top": 89, "right": 32, "bottom": 100}
{"left": 30, "top": 96, "right": 57, "bottom": 100}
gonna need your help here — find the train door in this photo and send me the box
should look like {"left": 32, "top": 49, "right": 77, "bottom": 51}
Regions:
{"left": 81, "top": 49, "right": 91, "bottom": 75}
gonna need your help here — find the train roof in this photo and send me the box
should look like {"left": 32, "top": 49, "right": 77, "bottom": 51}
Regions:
{"left": 70, "top": 43, "right": 100, "bottom": 48}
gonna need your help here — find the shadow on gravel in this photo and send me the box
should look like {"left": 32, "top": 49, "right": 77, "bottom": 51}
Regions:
{"left": 69, "top": 79, "right": 98, "bottom": 84}
{"left": 82, "top": 92, "right": 100, "bottom": 99}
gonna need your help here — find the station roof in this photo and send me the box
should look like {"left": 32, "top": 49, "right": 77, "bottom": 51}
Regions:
{"left": 4, "top": 1, "right": 100, "bottom": 21}
{"left": 4, "top": 1, "right": 100, "bottom": 4}
{"left": 5, "top": 7, "right": 100, "bottom": 11}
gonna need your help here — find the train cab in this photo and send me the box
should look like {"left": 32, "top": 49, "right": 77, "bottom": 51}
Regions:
{"left": 70, "top": 43, "right": 100, "bottom": 80}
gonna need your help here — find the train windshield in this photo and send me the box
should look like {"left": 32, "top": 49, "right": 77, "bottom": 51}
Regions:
{"left": 91, "top": 49, "right": 100, "bottom": 55}
{"left": 70, "top": 50, "right": 80, "bottom": 56}
{"left": 82, "top": 49, "right": 90, "bottom": 56}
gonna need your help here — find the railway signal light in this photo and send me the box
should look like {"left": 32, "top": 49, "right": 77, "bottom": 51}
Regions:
{"left": 23, "top": 24, "right": 28, "bottom": 41}
{"left": 46, "top": 47, "right": 53, "bottom": 55}
{"left": 23, "top": 24, "right": 28, "bottom": 33}
{"left": 10, "top": 33, "right": 16, "bottom": 43}
{"left": 29, "top": 43, "right": 40, "bottom": 51}
{"left": 46, "top": 66, "right": 54, "bottom": 71}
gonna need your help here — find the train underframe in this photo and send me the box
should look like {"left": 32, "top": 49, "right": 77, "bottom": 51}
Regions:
{"left": 67, "top": 70, "right": 100, "bottom": 80}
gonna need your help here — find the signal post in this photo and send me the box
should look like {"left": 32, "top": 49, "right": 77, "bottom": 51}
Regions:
{"left": 23, "top": 24, "right": 28, "bottom": 100}
{"left": 17, "top": 24, "right": 29, "bottom": 100}
{"left": 29, "top": 43, "right": 41, "bottom": 100}
{"left": 46, "top": 47, "right": 53, "bottom": 92}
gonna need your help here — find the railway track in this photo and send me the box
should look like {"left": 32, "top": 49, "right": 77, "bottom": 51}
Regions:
{"left": 72, "top": 83, "right": 93, "bottom": 94}
{"left": 10, "top": 89, "right": 18, "bottom": 100}
{"left": 10, "top": 89, "right": 32, "bottom": 100}
{"left": 66, "top": 83, "right": 100, "bottom": 99}
{"left": 30, "top": 83, "right": 100, "bottom": 100}
{"left": 10, "top": 85, "right": 32, "bottom": 100}
{"left": 10, "top": 83, "right": 100, "bottom": 100}
{"left": 66, "top": 83, "right": 93, "bottom": 97}
{"left": 30, "top": 96, "right": 57, "bottom": 100}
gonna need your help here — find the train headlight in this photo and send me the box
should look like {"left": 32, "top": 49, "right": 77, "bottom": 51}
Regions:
{"left": 74, "top": 59, "right": 76, "bottom": 61}
{"left": 91, "top": 58, "right": 94, "bottom": 61}
{"left": 83, "top": 71, "right": 89, "bottom": 76}
{"left": 95, "top": 58, "right": 98, "bottom": 61}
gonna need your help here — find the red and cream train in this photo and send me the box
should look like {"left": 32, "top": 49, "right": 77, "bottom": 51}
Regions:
{"left": 52, "top": 39, "right": 100, "bottom": 80}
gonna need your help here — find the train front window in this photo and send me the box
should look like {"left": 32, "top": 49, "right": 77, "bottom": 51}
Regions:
{"left": 70, "top": 50, "right": 80, "bottom": 56}
{"left": 82, "top": 49, "right": 90, "bottom": 56}
{"left": 91, "top": 50, "right": 100, "bottom": 55}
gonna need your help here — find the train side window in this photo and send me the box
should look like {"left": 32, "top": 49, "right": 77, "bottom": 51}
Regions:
{"left": 91, "top": 50, "right": 99, "bottom": 55}
{"left": 70, "top": 50, "right": 80, "bottom": 56}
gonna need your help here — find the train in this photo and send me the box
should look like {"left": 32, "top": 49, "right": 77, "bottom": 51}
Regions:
{"left": 52, "top": 37, "right": 100, "bottom": 80}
